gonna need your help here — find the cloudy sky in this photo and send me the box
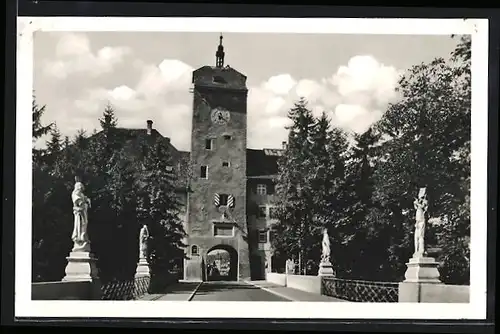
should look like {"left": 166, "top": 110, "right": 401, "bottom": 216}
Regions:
{"left": 33, "top": 31, "right": 459, "bottom": 151}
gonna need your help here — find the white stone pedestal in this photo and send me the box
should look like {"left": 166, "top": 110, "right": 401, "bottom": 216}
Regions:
{"left": 318, "top": 261, "right": 335, "bottom": 276}
{"left": 135, "top": 258, "right": 151, "bottom": 278}
{"left": 403, "top": 256, "right": 441, "bottom": 283}
{"left": 62, "top": 251, "right": 100, "bottom": 282}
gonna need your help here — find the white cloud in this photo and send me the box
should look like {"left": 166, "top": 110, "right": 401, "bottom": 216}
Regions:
{"left": 265, "top": 96, "right": 287, "bottom": 115}
{"left": 263, "top": 74, "right": 297, "bottom": 95}
{"left": 44, "top": 32, "right": 131, "bottom": 79}
{"left": 135, "top": 59, "right": 193, "bottom": 99}
{"left": 246, "top": 55, "right": 400, "bottom": 148}
{"left": 68, "top": 58, "right": 194, "bottom": 151}
{"left": 45, "top": 49, "right": 399, "bottom": 151}
{"left": 109, "top": 85, "right": 136, "bottom": 101}
{"left": 295, "top": 79, "right": 325, "bottom": 103}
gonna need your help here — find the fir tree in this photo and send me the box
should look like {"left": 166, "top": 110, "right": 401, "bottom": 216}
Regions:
{"left": 46, "top": 124, "right": 62, "bottom": 155}
{"left": 99, "top": 102, "right": 118, "bottom": 131}
{"left": 137, "top": 138, "right": 187, "bottom": 275}
{"left": 32, "top": 96, "right": 53, "bottom": 163}
{"left": 273, "top": 98, "right": 316, "bottom": 273}
{"left": 32, "top": 97, "right": 53, "bottom": 142}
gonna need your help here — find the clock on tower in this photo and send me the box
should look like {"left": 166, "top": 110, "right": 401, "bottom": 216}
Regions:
{"left": 211, "top": 107, "right": 230, "bottom": 125}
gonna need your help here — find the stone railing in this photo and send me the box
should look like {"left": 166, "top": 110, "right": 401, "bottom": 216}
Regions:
{"left": 321, "top": 277, "right": 399, "bottom": 303}
{"left": 101, "top": 276, "right": 151, "bottom": 300}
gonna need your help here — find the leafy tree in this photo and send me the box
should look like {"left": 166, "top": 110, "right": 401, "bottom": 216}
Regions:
{"left": 371, "top": 36, "right": 471, "bottom": 283}
{"left": 435, "top": 34, "right": 471, "bottom": 284}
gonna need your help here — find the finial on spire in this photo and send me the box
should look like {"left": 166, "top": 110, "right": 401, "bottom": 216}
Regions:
{"left": 216, "top": 33, "right": 225, "bottom": 68}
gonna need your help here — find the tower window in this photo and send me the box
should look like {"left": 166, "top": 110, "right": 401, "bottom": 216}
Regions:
{"left": 205, "top": 138, "right": 214, "bottom": 150}
{"left": 256, "top": 184, "right": 267, "bottom": 196}
{"left": 222, "top": 161, "right": 230, "bottom": 167}
{"left": 191, "top": 245, "right": 199, "bottom": 256}
{"left": 213, "top": 75, "right": 227, "bottom": 84}
{"left": 223, "top": 134, "right": 232, "bottom": 140}
{"left": 200, "top": 166, "right": 208, "bottom": 179}
{"left": 218, "top": 194, "right": 229, "bottom": 206}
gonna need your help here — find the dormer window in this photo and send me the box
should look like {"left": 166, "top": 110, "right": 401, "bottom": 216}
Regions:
{"left": 213, "top": 75, "right": 227, "bottom": 84}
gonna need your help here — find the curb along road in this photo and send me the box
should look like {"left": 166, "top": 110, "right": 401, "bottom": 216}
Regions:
{"left": 187, "top": 281, "right": 204, "bottom": 301}
{"left": 244, "top": 281, "right": 294, "bottom": 301}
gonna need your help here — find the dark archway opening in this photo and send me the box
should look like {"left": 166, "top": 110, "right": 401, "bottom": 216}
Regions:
{"left": 205, "top": 245, "right": 238, "bottom": 281}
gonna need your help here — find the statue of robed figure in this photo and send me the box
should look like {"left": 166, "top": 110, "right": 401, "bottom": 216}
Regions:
{"left": 139, "top": 224, "right": 150, "bottom": 259}
{"left": 413, "top": 187, "right": 429, "bottom": 258}
{"left": 321, "top": 228, "right": 331, "bottom": 263}
{"left": 71, "top": 181, "right": 91, "bottom": 251}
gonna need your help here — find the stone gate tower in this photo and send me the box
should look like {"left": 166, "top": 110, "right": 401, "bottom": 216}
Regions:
{"left": 184, "top": 35, "right": 251, "bottom": 281}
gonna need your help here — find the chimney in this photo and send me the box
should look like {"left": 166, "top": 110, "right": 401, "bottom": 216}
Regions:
{"left": 146, "top": 120, "right": 153, "bottom": 135}
{"left": 282, "top": 141, "right": 287, "bottom": 150}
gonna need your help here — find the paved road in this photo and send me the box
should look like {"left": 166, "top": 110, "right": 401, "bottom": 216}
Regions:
{"left": 191, "top": 281, "right": 290, "bottom": 301}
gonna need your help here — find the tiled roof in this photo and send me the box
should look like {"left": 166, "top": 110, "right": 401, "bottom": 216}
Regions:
{"left": 87, "top": 128, "right": 189, "bottom": 190}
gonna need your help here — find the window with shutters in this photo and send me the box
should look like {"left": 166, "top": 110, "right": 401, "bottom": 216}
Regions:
{"left": 200, "top": 166, "right": 208, "bottom": 179}
{"left": 258, "top": 230, "right": 268, "bottom": 243}
{"left": 219, "top": 194, "right": 229, "bottom": 206}
{"left": 256, "top": 184, "right": 267, "bottom": 195}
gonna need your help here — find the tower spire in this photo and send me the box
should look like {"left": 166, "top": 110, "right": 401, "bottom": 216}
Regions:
{"left": 216, "top": 33, "right": 225, "bottom": 68}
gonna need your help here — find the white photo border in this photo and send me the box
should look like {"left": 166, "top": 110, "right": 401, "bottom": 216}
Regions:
{"left": 16, "top": 17, "right": 489, "bottom": 320}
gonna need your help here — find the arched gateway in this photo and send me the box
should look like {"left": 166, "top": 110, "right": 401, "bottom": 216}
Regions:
{"left": 205, "top": 245, "right": 238, "bottom": 281}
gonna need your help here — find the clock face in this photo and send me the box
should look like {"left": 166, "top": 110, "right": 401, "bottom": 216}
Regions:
{"left": 211, "top": 108, "right": 230, "bottom": 125}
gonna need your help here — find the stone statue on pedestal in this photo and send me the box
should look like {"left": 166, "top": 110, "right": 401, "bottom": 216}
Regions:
{"left": 71, "top": 181, "right": 91, "bottom": 252}
{"left": 321, "top": 228, "right": 331, "bottom": 263}
{"left": 402, "top": 187, "right": 441, "bottom": 284}
{"left": 413, "top": 187, "right": 428, "bottom": 258}
{"left": 136, "top": 224, "right": 151, "bottom": 278}
{"left": 63, "top": 180, "right": 100, "bottom": 285}
{"left": 318, "top": 228, "right": 334, "bottom": 276}
{"left": 139, "top": 224, "right": 150, "bottom": 259}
